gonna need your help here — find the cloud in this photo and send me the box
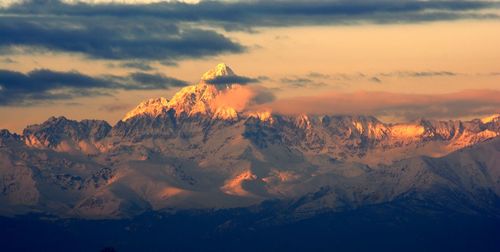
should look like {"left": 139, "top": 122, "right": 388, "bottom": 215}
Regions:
{"left": 0, "top": 14, "right": 244, "bottom": 61}
{"left": 210, "top": 85, "right": 254, "bottom": 112}
{"left": 281, "top": 77, "right": 313, "bottom": 87}
{"left": 210, "top": 85, "right": 276, "bottom": 112}
{"left": 280, "top": 77, "right": 327, "bottom": 88}
{"left": 5, "top": 1, "right": 498, "bottom": 28}
{"left": 379, "top": 71, "right": 458, "bottom": 78}
{"left": 1, "top": 58, "right": 16, "bottom": 64}
{"left": 0, "top": 1, "right": 497, "bottom": 62}
{"left": 126, "top": 72, "right": 187, "bottom": 89}
{"left": 311, "top": 71, "right": 458, "bottom": 81}
{"left": 307, "top": 72, "right": 330, "bottom": 79}
{"left": 369, "top": 76, "right": 382, "bottom": 83}
{"left": 99, "top": 103, "right": 133, "bottom": 113}
{"left": 256, "top": 75, "right": 271, "bottom": 81}
{"left": 277, "top": 70, "right": 460, "bottom": 88}
{"left": 250, "top": 88, "right": 276, "bottom": 105}
{"left": 0, "top": 68, "right": 188, "bottom": 105}
{"left": 204, "top": 75, "right": 260, "bottom": 86}
{"left": 120, "top": 61, "right": 155, "bottom": 71}
{"left": 255, "top": 89, "right": 500, "bottom": 121}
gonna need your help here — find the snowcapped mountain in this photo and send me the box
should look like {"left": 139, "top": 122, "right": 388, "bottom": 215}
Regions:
{"left": 122, "top": 63, "right": 240, "bottom": 122}
{"left": 1, "top": 64, "right": 499, "bottom": 218}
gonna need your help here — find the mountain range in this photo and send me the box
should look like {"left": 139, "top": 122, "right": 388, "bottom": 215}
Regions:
{"left": 1, "top": 63, "right": 499, "bottom": 221}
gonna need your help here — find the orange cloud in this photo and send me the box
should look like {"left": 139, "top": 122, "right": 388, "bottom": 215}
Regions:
{"left": 211, "top": 85, "right": 276, "bottom": 112}
{"left": 210, "top": 85, "right": 254, "bottom": 112}
{"left": 255, "top": 89, "right": 500, "bottom": 121}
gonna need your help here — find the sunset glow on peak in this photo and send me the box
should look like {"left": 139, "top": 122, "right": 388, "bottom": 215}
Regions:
{"left": 201, "top": 63, "right": 235, "bottom": 81}
{"left": 1, "top": 1, "right": 500, "bottom": 250}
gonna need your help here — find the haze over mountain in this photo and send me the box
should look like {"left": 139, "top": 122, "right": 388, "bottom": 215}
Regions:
{"left": 1, "top": 64, "right": 499, "bottom": 220}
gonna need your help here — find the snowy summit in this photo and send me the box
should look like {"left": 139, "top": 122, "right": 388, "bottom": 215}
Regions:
{"left": 122, "top": 63, "right": 243, "bottom": 121}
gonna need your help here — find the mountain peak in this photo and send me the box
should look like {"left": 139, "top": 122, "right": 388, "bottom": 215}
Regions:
{"left": 201, "top": 63, "right": 235, "bottom": 81}
{"left": 122, "top": 64, "right": 245, "bottom": 121}
{"left": 122, "top": 97, "right": 169, "bottom": 121}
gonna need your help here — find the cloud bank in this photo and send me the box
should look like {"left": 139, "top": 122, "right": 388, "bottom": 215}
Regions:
{"left": 0, "top": 18, "right": 244, "bottom": 61}
{"left": 0, "top": 0, "right": 498, "bottom": 61}
{"left": 5, "top": 1, "right": 498, "bottom": 27}
{"left": 0, "top": 68, "right": 188, "bottom": 105}
{"left": 256, "top": 89, "right": 500, "bottom": 121}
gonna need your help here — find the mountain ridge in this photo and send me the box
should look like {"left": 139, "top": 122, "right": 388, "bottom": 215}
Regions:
{"left": 1, "top": 64, "right": 499, "bottom": 219}
{"left": 11, "top": 112, "right": 500, "bottom": 163}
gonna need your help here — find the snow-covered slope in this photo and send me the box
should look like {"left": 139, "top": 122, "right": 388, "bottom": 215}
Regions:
{"left": 22, "top": 116, "right": 111, "bottom": 154}
{"left": 1, "top": 64, "right": 499, "bottom": 218}
{"left": 122, "top": 63, "right": 241, "bottom": 121}
{"left": 122, "top": 97, "right": 169, "bottom": 122}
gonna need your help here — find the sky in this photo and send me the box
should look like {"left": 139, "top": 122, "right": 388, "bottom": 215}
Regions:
{"left": 0, "top": 0, "right": 499, "bottom": 132}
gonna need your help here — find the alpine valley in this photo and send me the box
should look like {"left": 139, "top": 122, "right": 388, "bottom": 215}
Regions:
{"left": 1, "top": 64, "right": 500, "bottom": 251}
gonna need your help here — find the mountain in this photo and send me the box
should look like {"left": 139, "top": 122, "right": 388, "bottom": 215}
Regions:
{"left": 122, "top": 63, "right": 239, "bottom": 122}
{"left": 1, "top": 64, "right": 499, "bottom": 219}
{"left": 23, "top": 116, "right": 111, "bottom": 154}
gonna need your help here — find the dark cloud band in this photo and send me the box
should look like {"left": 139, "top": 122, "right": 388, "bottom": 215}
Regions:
{"left": 0, "top": 1, "right": 498, "bottom": 61}
{"left": 0, "top": 69, "right": 188, "bottom": 105}
{"left": 204, "top": 75, "right": 260, "bottom": 86}
{"left": 0, "top": 17, "right": 244, "bottom": 61}
{"left": 5, "top": 1, "right": 499, "bottom": 26}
